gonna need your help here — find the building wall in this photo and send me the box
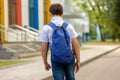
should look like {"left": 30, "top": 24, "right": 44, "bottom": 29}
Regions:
{"left": 21, "top": 0, "right": 29, "bottom": 26}
{"left": 4, "top": 0, "right": 9, "bottom": 43}
{"left": 28, "top": 0, "right": 34, "bottom": 28}
{"left": 0, "top": 0, "right": 5, "bottom": 43}
{"left": 38, "top": 0, "right": 44, "bottom": 30}
{"left": 43, "top": 0, "right": 50, "bottom": 25}
{"left": 16, "top": 0, "right": 22, "bottom": 26}
{"left": 51, "top": 0, "right": 63, "bottom": 3}
{"left": 28, "top": 0, "right": 39, "bottom": 30}
{"left": 4, "top": 0, "right": 9, "bottom": 28}
{"left": 1, "top": 0, "right": 52, "bottom": 42}
{"left": 0, "top": 0, "right": 4, "bottom": 25}
{"left": 33, "top": 0, "right": 39, "bottom": 30}
{"left": 1, "top": 0, "right": 51, "bottom": 29}
{"left": 8, "top": 0, "right": 17, "bottom": 25}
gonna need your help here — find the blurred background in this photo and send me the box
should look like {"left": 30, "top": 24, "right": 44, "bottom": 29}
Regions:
{"left": 0, "top": 0, "right": 120, "bottom": 58}
{"left": 0, "top": 0, "right": 120, "bottom": 80}
{"left": 0, "top": 0, "right": 120, "bottom": 59}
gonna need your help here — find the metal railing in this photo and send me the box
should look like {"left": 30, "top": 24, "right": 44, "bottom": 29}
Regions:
{"left": 0, "top": 24, "right": 40, "bottom": 54}
{"left": 23, "top": 25, "right": 39, "bottom": 33}
{"left": 8, "top": 25, "right": 39, "bottom": 42}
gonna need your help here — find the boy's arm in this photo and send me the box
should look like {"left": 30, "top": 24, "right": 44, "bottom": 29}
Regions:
{"left": 41, "top": 42, "right": 51, "bottom": 71}
{"left": 71, "top": 37, "right": 80, "bottom": 73}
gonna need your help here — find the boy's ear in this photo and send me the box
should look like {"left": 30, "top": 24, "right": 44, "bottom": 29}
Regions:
{"left": 50, "top": 13, "right": 53, "bottom": 17}
{"left": 61, "top": 13, "right": 64, "bottom": 18}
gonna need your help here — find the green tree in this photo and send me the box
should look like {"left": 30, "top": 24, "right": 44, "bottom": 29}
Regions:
{"left": 65, "top": 0, "right": 120, "bottom": 41}
{"left": 106, "top": 0, "right": 120, "bottom": 41}
{"left": 79, "top": 0, "right": 109, "bottom": 41}
{"left": 112, "top": 0, "right": 120, "bottom": 41}
{"left": 111, "top": 0, "right": 120, "bottom": 26}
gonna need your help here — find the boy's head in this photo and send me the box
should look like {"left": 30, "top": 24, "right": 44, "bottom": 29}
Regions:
{"left": 49, "top": 3, "right": 63, "bottom": 16}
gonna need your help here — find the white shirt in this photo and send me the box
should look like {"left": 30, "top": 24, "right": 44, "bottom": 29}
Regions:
{"left": 39, "top": 16, "right": 78, "bottom": 46}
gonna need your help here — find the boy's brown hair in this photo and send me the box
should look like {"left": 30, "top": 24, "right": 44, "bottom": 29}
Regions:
{"left": 49, "top": 3, "right": 63, "bottom": 16}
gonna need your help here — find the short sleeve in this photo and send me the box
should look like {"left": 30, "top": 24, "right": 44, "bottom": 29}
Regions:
{"left": 39, "top": 26, "right": 49, "bottom": 42}
{"left": 68, "top": 24, "right": 78, "bottom": 39}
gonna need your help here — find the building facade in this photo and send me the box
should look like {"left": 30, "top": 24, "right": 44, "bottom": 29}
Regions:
{"left": 0, "top": 0, "right": 89, "bottom": 43}
{"left": 0, "top": 0, "right": 51, "bottom": 29}
{"left": 0, "top": 0, "right": 51, "bottom": 42}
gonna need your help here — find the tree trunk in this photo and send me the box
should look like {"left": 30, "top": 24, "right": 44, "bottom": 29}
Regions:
{"left": 99, "top": 25, "right": 106, "bottom": 41}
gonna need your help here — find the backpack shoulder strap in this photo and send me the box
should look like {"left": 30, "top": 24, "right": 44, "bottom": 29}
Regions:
{"left": 62, "top": 22, "right": 68, "bottom": 29}
{"left": 48, "top": 22, "right": 57, "bottom": 30}
{"left": 48, "top": 22, "right": 68, "bottom": 29}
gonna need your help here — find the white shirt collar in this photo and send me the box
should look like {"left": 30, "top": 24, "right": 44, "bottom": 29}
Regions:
{"left": 51, "top": 16, "right": 64, "bottom": 26}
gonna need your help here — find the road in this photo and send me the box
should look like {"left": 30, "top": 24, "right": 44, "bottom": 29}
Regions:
{"left": 0, "top": 45, "right": 119, "bottom": 80}
{"left": 76, "top": 48, "right": 120, "bottom": 80}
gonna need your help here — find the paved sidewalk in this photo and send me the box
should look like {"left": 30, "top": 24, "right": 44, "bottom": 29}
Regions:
{"left": 0, "top": 45, "right": 119, "bottom": 80}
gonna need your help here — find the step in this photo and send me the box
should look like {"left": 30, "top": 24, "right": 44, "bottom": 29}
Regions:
{"left": 0, "top": 51, "right": 15, "bottom": 59}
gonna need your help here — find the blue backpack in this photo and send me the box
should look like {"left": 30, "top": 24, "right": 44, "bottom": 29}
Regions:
{"left": 48, "top": 22, "right": 73, "bottom": 64}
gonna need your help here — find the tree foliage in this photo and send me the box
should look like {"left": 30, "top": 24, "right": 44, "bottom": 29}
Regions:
{"left": 79, "top": 0, "right": 120, "bottom": 41}
{"left": 111, "top": 0, "right": 120, "bottom": 26}
{"left": 65, "top": 0, "right": 120, "bottom": 41}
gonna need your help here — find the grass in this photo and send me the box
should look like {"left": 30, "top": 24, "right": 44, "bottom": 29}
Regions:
{"left": 87, "top": 40, "right": 120, "bottom": 45}
{"left": 81, "top": 47, "right": 90, "bottom": 50}
{"left": 16, "top": 52, "right": 40, "bottom": 58}
{"left": 0, "top": 60, "right": 28, "bottom": 67}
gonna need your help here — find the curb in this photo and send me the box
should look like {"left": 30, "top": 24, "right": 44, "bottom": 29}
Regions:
{"left": 42, "top": 46, "right": 120, "bottom": 80}
{"left": 80, "top": 46, "right": 120, "bottom": 67}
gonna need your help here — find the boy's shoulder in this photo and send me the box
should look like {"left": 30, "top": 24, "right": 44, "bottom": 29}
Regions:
{"left": 42, "top": 24, "right": 53, "bottom": 31}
